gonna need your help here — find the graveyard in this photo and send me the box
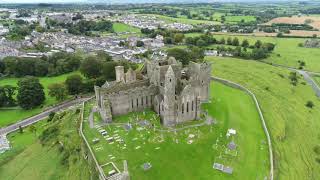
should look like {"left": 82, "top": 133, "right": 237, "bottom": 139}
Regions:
{"left": 82, "top": 81, "right": 270, "bottom": 180}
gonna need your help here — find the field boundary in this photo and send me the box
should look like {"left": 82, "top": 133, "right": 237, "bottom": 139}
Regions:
{"left": 211, "top": 76, "right": 274, "bottom": 180}
{"left": 79, "top": 100, "right": 107, "bottom": 180}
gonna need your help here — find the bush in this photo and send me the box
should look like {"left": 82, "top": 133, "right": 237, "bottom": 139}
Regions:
{"left": 306, "top": 101, "right": 314, "bottom": 109}
{"left": 313, "top": 145, "right": 320, "bottom": 155}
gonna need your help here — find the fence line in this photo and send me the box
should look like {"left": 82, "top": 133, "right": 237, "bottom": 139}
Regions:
{"left": 79, "top": 101, "right": 107, "bottom": 180}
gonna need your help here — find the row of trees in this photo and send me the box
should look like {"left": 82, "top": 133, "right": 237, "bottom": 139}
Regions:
{"left": 0, "top": 51, "right": 127, "bottom": 109}
{"left": 67, "top": 20, "right": 113, "bottom": 36}
{"left": 0, "top": 77, "right": 45, "bottom": 109}
{"left": 141, "top": 28, "right": 185, "bottom": 44}
{"left": 167, "top": 46, "right": 204, "bottom": 65}
{"left": 1, "top": 52, "right": 81, "bottom": 77}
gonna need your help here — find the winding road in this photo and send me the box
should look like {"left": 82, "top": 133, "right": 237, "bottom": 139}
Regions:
{"left": 298, "top": 70, "right": 320, "bottom": 97}
{"left": 0, "top": 97, "right": 92, "bottom": 135}
{"left": 262, "top": 62, "right": 320, "bottom": 98}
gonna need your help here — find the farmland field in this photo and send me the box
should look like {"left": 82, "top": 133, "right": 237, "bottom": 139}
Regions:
{"left": 206, "top": 56, "right": 320, "bottom": 179}
{"left": 0, "top": 71, "right": 81, "bottom": 128}
{"left": 264, "top": 15, "right": 320, "bottom": 30}
{"left": 205, "top": 34, "right": 320, "bottom": 73}
{"left": 83, "top": 81, "right": 269, "bottom": 179}
{"left": 151, "top": 14, "right": 220, "bottom": 25}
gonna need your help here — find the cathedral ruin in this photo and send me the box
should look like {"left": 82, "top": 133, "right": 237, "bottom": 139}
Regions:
{"left": 94, "top": 57, "right": 211, "bottom": 126}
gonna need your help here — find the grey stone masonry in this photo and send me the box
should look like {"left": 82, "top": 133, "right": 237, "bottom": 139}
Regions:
{"left": 95, "top": 57, "right": 211, "bottom": 126}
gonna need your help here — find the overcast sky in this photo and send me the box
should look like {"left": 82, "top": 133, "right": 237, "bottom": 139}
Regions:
{"left": 0, "top": 0, "right": 299, "bottom": 4}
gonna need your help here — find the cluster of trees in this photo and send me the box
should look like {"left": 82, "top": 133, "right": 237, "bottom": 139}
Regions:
{"left": 0, "top": 85, "right": 16, "bottom": 107}
{"left": 67, "top": 20, "right": 113, "bottom": 36}
{"left": 0, "top": 77, "right": 45, "bottom": 109}
{"left": 1, "top": 52, "right": 81, "bottom": 77}
{"left": 141, "top": 28, "right": 185, "bottom": 44}
{"left": 45, "top": 18, "right": 113, "bottom": 36}
{"left": 185, "top": 34, "right": 275, "bottom": 60}
{"left": 48, "top": 51, "right": 138, "bottom": 101}
{"left": 185, "top": 34, "right": 217, "bottom": 47}
{"left": 6, "top": 20, "right": 37, "bottom": 40}
{"left": 261, "top": 23, "right": 314, "bottom": 34}
{"left": 167, "top": 46, "right": 204, "bottom": 65}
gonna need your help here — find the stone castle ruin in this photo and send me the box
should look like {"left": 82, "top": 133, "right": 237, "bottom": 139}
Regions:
{"left": 94, "top": 57, "right": 211, "bottom": 126}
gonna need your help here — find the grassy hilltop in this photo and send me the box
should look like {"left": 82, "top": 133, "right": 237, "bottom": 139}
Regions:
{"left": 207, "top": 56, "right": 320, "bottom": 179}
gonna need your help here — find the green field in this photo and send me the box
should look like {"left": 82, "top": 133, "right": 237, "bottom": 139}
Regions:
{"left": 83, "top": 81, "right": 269, "bottom": 179}
{"left": 193, "top": 33, "right": 320, "bottom": 73}
{"left": 313, "top": 75, "right": 320, "bottom": 86}
{"left": 113, "top": 23, "right": 141, "bottom": 33}
{"left": 0, "top": 109, "right": 92, "bottom": 180}
{"left": 206, "top": 56, "right": 320, "bottom": 179}
{"left": 149, "top": 14, "right": 220, "bottom": 25}
{"left": 225, "top": 15, "right": 256, "bottom": 23}
{"left": 210, "top": 12, "right": 256, "bottom": 23}
{"left": 0, "top": 71, "right": 81, "bottom": 128}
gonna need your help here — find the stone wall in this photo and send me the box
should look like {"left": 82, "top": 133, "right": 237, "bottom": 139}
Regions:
{"left": 106, "top": 86, "right": 157, "bottom": 116}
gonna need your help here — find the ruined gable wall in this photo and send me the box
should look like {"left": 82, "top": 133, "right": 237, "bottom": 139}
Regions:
{"left": 107, "top": 85, "right": 158, "bottom": 116}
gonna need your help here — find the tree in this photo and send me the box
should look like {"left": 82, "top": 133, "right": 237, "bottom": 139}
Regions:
{"left": 17, "top": 77, "right": 45, "bottom": 109}
{"left": 173, "top": 33, "right": 185, "bottom": 44}
{"left": 261, "top": 43, "right": 275, "bottom": 52}
{"left": 289, "top": 72, "right": 299, "bottom": 86}
{"left": 34, "top": 60, "right": 49, "bottom": 76}
{"left": 232, "top": 37, "right": 239, "bottom": 46}
{"left": 221, "top": 15, "right": 226, "bottom": 23}
{"left": 255, "top": 40, "right": 262, "bottom": 48}
{"left": 96, "top": 51, "right": 112, "bottom": 62}
{"left": 29, "top": 125, "right": 37, "bottom": 136}
{"left": 219, "top": 38, "right": 225, "bottom": 44}
{"left": 48, "top": 112, "right": 56, "bottom": 122}
{"left": 48, "top": 83, "right": 68, "bottom": 101}
{"left": 136, "top": 40, "right": 144, "bottom": 47}
{"left": 164, "top": 37, "right": 173, "bottom": 44}
{"left": 167, "top": 48, "right": 190, "bottom": 65}
{"left": 19, "top": 126, "right": 23, "bottom": 134}
{"left": 196, "top": 39, "right": 206, "bottom": 47}
{"left": 80, "top": 56, "right": 102, "bottom": 79}
{"left": 185, "top": 37, "right": 195, "bottom": 45}
{"left": 102, "top": 61, "right": 118, "bottom": 80}
{"left": 65, "top": 75, "right": 83, "bottom": 95}
{"left": 306, "top": 101, "right": 314, "bottom": 109}
{"left": 227, "top": 37, "right": 232, "bottom": 45}
{"left": 0, "top": 85, "right": 16, "bottom": 107}
{"left": 189, "top": 46, "right": 204, "bottom": 62}
{"left": 251, "top": 48, "right": 268, "bottom": 60}
{"left": 0, "top": 60, "right": 5, "bottom": 74}
{"left": 242, "top": 39, "right": 249, "bottom": 48}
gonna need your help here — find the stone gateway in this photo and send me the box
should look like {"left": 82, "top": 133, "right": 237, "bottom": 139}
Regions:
{"left": 94, "top": 57, "right": 211, "bottom": 126}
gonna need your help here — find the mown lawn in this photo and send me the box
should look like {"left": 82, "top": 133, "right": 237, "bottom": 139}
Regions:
{"left": 83, "top": 81, "right": 269, "bottom": 179}
{"left": 0, "top": 108, "right": 92, "bottom": 180}
{"left": 207, "top": 34, "right": 320, "bottom": 72}
{"left": 206, "top": 56, "right": 320, "bottom": 179}
{"left": 0, "top": 71, "right": 81, "bottom": 128}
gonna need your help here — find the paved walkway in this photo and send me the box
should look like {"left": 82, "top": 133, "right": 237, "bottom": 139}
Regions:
{"left": 0, "top": 98, "right": 91, "bottom": 135}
